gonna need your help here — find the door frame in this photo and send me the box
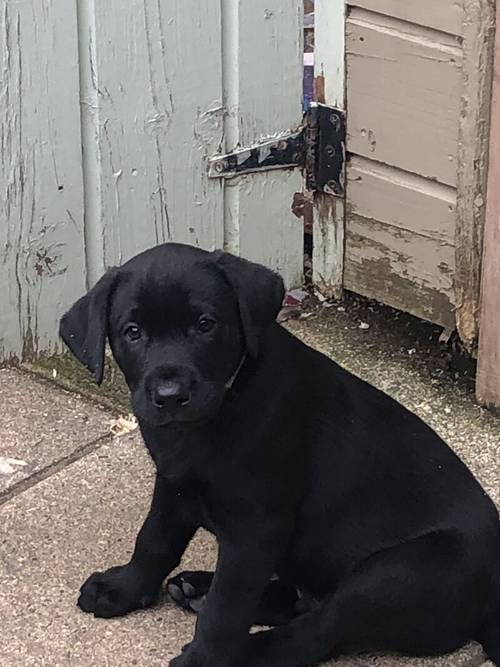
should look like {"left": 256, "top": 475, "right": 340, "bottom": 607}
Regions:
{"left": 477, "top": 0, "right": 500, "bottom": 409}
{"left": 312, "top": 0, "right": 346, "bottom": 298}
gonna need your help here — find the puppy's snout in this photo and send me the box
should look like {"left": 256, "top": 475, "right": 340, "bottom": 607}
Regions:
{"left": 151, "top": 380, "right": 191, "bottom": 410}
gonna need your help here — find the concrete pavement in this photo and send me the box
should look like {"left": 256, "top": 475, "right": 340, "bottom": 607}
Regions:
{"left": 1, "top": 302, "right": 498, "bottom": 666}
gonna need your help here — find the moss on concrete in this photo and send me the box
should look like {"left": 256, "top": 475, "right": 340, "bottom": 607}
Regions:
{"left": 26, "top": 353, "right": 130, "bottom": 415}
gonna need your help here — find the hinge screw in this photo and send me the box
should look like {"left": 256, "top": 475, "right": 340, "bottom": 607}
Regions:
{"left": 330, "top": 114, "right": 341, "bottom": 131}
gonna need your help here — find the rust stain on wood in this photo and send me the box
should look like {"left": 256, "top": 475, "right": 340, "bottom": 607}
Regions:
{"left": 291, "top": 191, "right": 313, "bottom": 235}
{"left": 314, "top": 74, "right": 326, "bottom": 104}
{"left": 313, "top": 191, "right": 344, "bottom": 299}
{"left": 291, "top": 192, "right": 306, "bottom": 218}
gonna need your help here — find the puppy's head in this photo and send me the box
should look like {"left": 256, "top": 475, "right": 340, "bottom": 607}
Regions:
{"left": 60, "top": 244, "right": 284, "bottom": 426}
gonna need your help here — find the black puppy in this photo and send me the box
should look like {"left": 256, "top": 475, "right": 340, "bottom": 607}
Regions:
{"left": 60, "top": 243, "right": 500, "bottom": 667}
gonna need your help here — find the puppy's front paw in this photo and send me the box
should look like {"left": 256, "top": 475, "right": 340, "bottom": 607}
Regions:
{"left": 78, "top": 564, "right": 159, "bottom": 618}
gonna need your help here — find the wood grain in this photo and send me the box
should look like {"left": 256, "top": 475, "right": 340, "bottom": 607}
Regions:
{"left": 346, "top": 9, "right": 462, "bottom": 186}
{"left": 0, "top": 0, "right": 86, "bottom": 360}
{"left": 347, "top": 157, "right": 456, "bottom": 244}
{"left": 477, "top": 0, "right": 500, "bottom": 408}
{"left": 349, "top": 0, "right": 464, "bottom": 36}
{"left": 344, "top": 215, "right": 456, "bottom": 328}
{"left": 89, "top": 0, "right": 225, "bottom": 271}
{"left": 223, "top": 0, "right": 304, "bottom": 288}
{"left": 455, "top": 0, "right": 495, "bottom": 349}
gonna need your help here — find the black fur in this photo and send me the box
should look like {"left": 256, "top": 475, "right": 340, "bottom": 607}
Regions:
{"left": 60, "top": 243, "right": 500, "bottom": 667}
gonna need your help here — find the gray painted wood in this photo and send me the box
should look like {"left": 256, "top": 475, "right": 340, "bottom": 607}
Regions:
{"left": 0, "top": 0, "right": 86, "bottom": 360}
{"left": 88, "top": 0, "right": 303, "bottom": 285}
{"left": 88, "top": 0, "right": 226, "bottom": 276}
{"left": 1, "top": 0, "right": 304, "bottom": 361}
{"left": 313, "top": 0, "right": 346, "bottom": 298}
{"left": 222, "top": 0, "right": 304, "bottom": 287}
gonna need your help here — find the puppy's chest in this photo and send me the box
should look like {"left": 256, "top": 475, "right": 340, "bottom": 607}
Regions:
{"left": 142, "top": 425, "right": 264, "bottom": 534}
{"left": 141, "top": 426, "right": 206, "bottom": 480}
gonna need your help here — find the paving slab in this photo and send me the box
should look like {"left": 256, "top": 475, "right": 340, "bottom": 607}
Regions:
{"left": 0, "top": 368, "right": 111, "bottom": 500}
{"left": 0, "top": 413, "right": 490, "bottom": 666}
{"left": 0, "top": 432, "right": 216, "bottom": 666}
{"left": 1, "top": 300, "right": 499, "bottom": 666}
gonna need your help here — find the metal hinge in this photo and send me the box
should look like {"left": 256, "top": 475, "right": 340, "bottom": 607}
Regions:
{"left": 208, "top": 104, "right": 346, "bottom": 196}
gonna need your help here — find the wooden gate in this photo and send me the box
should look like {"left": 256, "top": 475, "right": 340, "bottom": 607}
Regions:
{"left": 314, "top": 0, "right": 495, "bottom": 350}
{"left": 0, "top": 0, "right": 304, "bottom": 362}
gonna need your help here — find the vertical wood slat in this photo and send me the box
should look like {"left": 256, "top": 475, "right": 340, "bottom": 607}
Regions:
{"left": 0, "top": 0, "right": 86, "bottom": 360}
{"left": 88, "top": 0, "right": 225, "bottom": 273}
{"left": 455, "top": 0, "right": 495, "bottom": 349}
{"left": 0, "top": 0, "right": 306, "bottom": 362}
{"left": 222, "top": 0, "right": 304, "bottom": 288}
{"left": 87, "top": 0, "right": 304, "bottom": 287}
{"left": 476, "top": 1, "right": 500, "bottom": 408}
{"left": 313, "top": 0, "right": 346, "bottom": 297}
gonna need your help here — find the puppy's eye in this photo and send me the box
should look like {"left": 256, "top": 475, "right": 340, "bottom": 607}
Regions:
{"left": 124, "top": 324, "right": 142, "bottom": 342}
{"left": 197, "top": 316, "right": 216, "bottom": 334}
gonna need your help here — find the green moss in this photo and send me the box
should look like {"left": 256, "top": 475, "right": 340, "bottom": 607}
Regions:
{"left": 27, "top": 352, "right": 130, "bottom": 415}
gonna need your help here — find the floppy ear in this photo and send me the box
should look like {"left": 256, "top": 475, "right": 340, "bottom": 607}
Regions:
{"left": 214, "top": 252, "right": 285, "bottom": 358}
{"left": 59, "top": 270, "right": 117, "bottom": 384}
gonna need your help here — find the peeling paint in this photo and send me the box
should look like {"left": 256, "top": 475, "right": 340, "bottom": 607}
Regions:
{"left": 314, "top": 74, "right": 326, "bottom": 104}
{"left": 2, "top": 0, "right": 305, "bottom": 363}
{"left": 455, "top": 0, "right": 495, "bottom": 349}
{"left": 0, "top": 0, "right": 86, "bottom": 362}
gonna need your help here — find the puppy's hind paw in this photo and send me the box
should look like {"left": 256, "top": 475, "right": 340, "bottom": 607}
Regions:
{"left": 167, "top": 570, "right": 213, "bottom": 614}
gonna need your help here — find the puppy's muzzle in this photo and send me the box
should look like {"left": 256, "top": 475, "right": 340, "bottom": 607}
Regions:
{"left": 150, "top": 379, "right": 191, "bottom": 412}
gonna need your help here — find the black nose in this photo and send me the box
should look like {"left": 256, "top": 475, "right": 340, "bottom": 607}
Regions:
{"left": 152, "top": 380, "right": 191, "bottom": 409}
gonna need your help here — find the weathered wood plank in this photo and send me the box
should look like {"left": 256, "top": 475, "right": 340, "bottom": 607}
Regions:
{"left": 0, "top": 0, "right": 86, "bottom": 360}
{"left": 234, "top": 170, "right": 305, "bottom": 282}
{"left": 313, "top": 0, "right": 346, "bottom": 297}
{"left": 347, "top": 157, "right": 457, "bottom": 244}
{"left": 455, "top": 0, "right": 495, "bottom": 349}
{"left": 224, "top": 0, "right": 304, "bottom": 287}
{"left": 346, "top": 10, "right": 462, "bottom": 186}
{"left": 315, "top": 0, "right": 345, "bottom": 107}
{"left": 477, "top": 0, "right": 500, "bottom": 408}
{"left": 313, "top": 193, "right": 345, "bottom": 298}
{"left": 344, "top": 216, "right": 456, "bottom": 328}
{"left": 89, "top": 0, "right": 225, "bottom": 273}
{"left": 348, "top": 0, "right": 464, "bottom": 36}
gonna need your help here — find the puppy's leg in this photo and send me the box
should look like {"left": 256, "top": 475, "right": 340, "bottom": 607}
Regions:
{"left": 168, "top": 571, "right": 300, "bottom": 625}
{"left": 169, "top": 529, "right": 286, "bottom": 667}
{"left": 78, "top": 474, "right": 197, "bottom": 618}
{"left": 247, "top": 532, "right": 479, "bottom": 667}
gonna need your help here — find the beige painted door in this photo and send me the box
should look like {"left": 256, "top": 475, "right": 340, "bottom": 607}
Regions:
{"left": 315, "top": 0, "right": 494, "bottom": 347}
